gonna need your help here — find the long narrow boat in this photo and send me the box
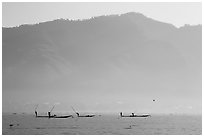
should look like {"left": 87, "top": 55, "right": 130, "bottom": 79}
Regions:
{"left": 35, "top": 105, "right": 73, "bottom": 118}
{"left": 121, "top": 114, "right": 150, "bottom": 117}
{"left": 35, "top": 111, "right": 73, "bottom": 118}
{"left": 120, "top": 112, "right": 150, "bottom": 118}
{"left": 36, "top": 115, "right": 55, "bottom": 118}
{"left": 36, "top": 115, "right": 73, "bottom": 118}
{"left": 77, "top": 114, "right": 95, "bottom": 117}
{"left": 52, "top": 115, "right": 73, "bottom": 118}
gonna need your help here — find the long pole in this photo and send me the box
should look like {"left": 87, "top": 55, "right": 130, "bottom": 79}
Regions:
{"left": 71, "top": 106, "right": 77, "bottom": 113}
{"left": 50, "top": 105, "right": 55, "bottom": 113}
{"left": 35, "top": 104, "right": 38, "bottom": 111}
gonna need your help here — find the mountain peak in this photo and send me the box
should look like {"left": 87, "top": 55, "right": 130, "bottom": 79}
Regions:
{"left": 121, "top": 12, "right": 146, "bottom": 17}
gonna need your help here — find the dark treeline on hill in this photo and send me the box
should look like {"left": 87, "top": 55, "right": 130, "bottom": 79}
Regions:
{"left": 2, "top": 12, "right": 201, "bottom": 113}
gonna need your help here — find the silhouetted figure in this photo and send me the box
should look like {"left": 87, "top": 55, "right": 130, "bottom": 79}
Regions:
{"left": 48, "top": 111, "right": 51, "bottom": 118}
{"left": 153, "top": 99, "right": 155, "bottom": 102}
{"left": 132, "top": 113, "right": 135, "bottom": 116}
{"left": 76, "top": 112, "right": 80, "bottom": 117}
{"left": 120, "top": 112, "right": 123, "bottom": 117}
{"left": 35, "top": 111, "right": 38, "bottom": 117}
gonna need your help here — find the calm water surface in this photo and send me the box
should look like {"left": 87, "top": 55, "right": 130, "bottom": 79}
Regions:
{"left": 2, "top": 113, "right": 201, "bottom": 135}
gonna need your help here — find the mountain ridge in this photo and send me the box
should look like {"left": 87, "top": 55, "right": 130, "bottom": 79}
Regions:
{"left": 2, "top": 12, "right": 201, "bottom": 114}
{"left": 2, "top": 12, "right": 201, "bottom": 29}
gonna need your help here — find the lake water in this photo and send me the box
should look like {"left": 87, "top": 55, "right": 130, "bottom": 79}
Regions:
{"left": 2, "top": 113, "right": 201, "bottom": 135}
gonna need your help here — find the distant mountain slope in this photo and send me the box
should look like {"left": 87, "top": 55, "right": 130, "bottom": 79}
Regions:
{"left": 2, "top": 13, "right": 201, "bottom": 112}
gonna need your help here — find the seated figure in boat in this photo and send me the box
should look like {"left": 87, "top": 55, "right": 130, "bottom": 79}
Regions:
{"left": 131, "top": 113, "right": 135, "bottom": 117}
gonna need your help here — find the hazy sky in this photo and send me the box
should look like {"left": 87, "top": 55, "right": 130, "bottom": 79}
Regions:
{"left": 2, "top": 2, "right": 202, "bottom": 27}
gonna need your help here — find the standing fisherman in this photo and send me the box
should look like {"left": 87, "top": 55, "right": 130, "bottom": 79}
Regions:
{"left": 35, "top": 110, "right": 38, "bottom": 117}
{"left": 48, "top": 105, "right": 55, "bottom": 118}
{"left": 34, "top": 104, "right": 38, "bottom": 117}
{"left": 120, "top": 112, "right": 123, "bottom": 117}
{"left": 48, "top": 111, "right": 51, "bottom": 118}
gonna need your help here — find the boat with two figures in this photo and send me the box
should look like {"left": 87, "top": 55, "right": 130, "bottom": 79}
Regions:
{"left": 72, "top": 107, "right": 95, "bottom": 117}
{"left": 35, "top": 105, "right": 73, "bottom": 118}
